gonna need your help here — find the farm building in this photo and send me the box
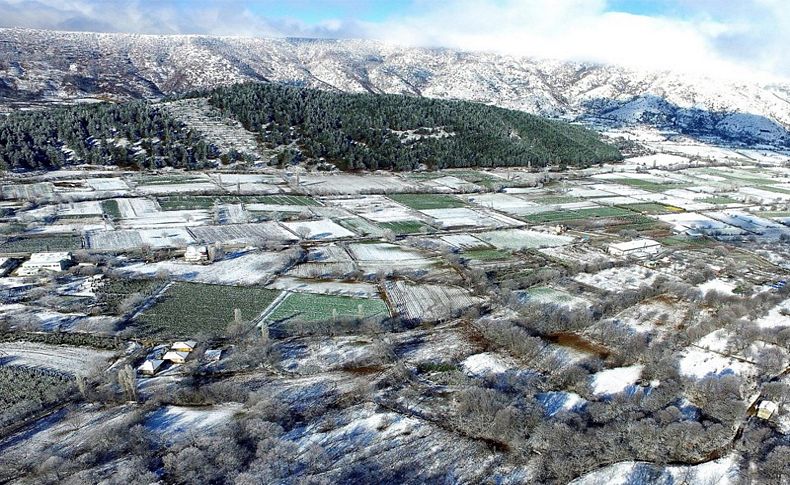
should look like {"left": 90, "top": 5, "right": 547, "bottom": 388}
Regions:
{"left": 171, "top": 341, "right": 198, "bottom": 353}
{"left": 184, "top": 245, "right": 209, "bottom": 263}
{"left": 17, "top": 252, "right": 73, "bottom": 276}
{"left": 163, "top": 351, "right": 190, "bottom": 364}
{"left": 204, "top": 349, "right": 222, "bottom": 362}
{"left": 756, "top": 400, "right": 778, "bottom": 420}
{"left": 608, "top": 239, "right": 662, "bottom": 259}
{"left": 138, "top": 359, "right": 165, "bottom": 376}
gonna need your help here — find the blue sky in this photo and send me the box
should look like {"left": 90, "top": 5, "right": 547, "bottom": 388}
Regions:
{"left": 0, "top": 0, "right": 787, "bottom": 79}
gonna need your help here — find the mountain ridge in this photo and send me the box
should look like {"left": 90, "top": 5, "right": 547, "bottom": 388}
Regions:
{"left": 1, "top": 27, "right": 789, "bottom": 146}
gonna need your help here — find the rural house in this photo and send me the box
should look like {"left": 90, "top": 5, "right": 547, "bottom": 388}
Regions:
{"left": 608, "top": 239, "right": 662, "bottom": 259}
{"left": 756, "top": 400, "right": 778, "bottom": 420}
{"left": 184, "top": 245, "right": 209, "bottom": 263}
{"left": 171, "top": 341, "right": 198, "bottom": 353}
{"left": 137, "top": 359, "right": 165, "bottom": 376}
{"left": 17, "top": 252, "right": 73, "bottom": 276}
{"left": 162, "top": 351, "right": 189, "bottom": 364}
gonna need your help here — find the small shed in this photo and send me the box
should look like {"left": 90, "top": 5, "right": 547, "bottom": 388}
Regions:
{"left": 162, "top": 351, "right": 189, "bottom": 364}
{"left": 17, "top": 252, "right": 73, "bottom": 276}
{"left": 171, "top": 341, "right": 198, "bottom": 353}
{"left": 204, "top": 349, "right": 222, "bottom": 362}
{"left": 185, "top": 245, "right": 209, "bottom": 263}
{"left": 756, "top": 400, "right": 778, "bottom": 420}
{"left": 137, "top": 359, "right": 164, "bottom": 376}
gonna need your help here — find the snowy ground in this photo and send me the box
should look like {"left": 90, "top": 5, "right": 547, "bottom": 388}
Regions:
{"left": 0, "top": 341, "right": 117, "bottom": 375}
{"left": 122, "top": 251, "right": 285, "bottom": 285}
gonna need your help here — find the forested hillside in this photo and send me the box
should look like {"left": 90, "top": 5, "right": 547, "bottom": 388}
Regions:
{"left": 0, "top": 102, "right": 220, "bottom": 171}
{"left": 0, "top": 82, "right": 620, "bottom": 172}
{"left": 206, "top": 83, "right": 621, "bottom": 170}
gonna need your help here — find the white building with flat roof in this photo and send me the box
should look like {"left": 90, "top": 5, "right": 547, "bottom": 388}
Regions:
{"left": 17, "top": 252, "right": 73, "bottom": 276}
{"left": 608, "top": 239, "right": 662, "bottom": 259}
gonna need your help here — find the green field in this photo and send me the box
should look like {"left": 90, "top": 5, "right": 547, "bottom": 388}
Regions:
{"left": 388, "top": 193, "right": 466, "bottom": 210}
{"left": 531, "top": 196, "right": 585, "bottom": 204}
{"left": 619, "top": 203, "right": 682, "bottom": 215}
{"left": 524, "top": 206, "right": 634, "bottom": 223}
{"left": 266, "top": 292, "right": 390, "bottom": 323}
{"left": 378, "top": 220, "right": 433, "bottom": 234}
{"left": 0, "top": 234, "right": 83, "bottom": 253}
{"left": 700, "top": 196, "right": 739, "bottom": 205}
{"left": 157, "top": 195, "right": 319, "bottom": 210}
{"left": 135, "top": 282, "right": 281, "bottom": 338}
{"left": 137, "top": 175, "right": 209, "bottom": 186}
{"left": 100, "top": 199, "right": 122, "bottom": 219}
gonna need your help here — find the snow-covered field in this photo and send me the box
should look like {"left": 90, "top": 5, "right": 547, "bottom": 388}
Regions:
{"left": 190, "top": 222, "right": 297, "bottom": 245}
{"left": 281, "top": 218, "right": 356, "bottom": 240}
{"left": 477, "top": 228, "right": 573, "bottom": 250}
{"left": 267, "top": 276, "right": 380, "bottom": 298}
{"left": 0, "top": 341, "right": 116, "bottom": 375}
{"left": 122, "top": 251, "right": 285, "bottom": 285}
{"left": 420, "top": 207, "right": 522, "bottom": 229}
{"left": 145, "top": 404, "right": 242, "bottom": 442}
{"left": 87, "top": 227, "right": 196, "bottom": 250}
{"left": 384, "top": 280, "right": 480, "bottom": 322}
{"left": 574, "top": 265, "right": 659, "bottom": 291}
{"left": 590, "top": 365, "right": 643, "bottom": 396}
{"left": 326, "top": 195, "right": 419, "bottom": 222}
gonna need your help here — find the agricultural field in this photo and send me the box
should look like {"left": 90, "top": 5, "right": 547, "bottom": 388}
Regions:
{"left": 263, "top": 291, "right": 389, "bottom": 324}
{"left": 0, "top": 234, "right": 83, "bottom": 253}
{"left": 387, "top": 193, "right": 466, "bottom": 210}
{"left": 134, "top": 282, "right": 281, "bottom": 337}
{"left": 2, "top": 138, "right": 790, "bottom": 484}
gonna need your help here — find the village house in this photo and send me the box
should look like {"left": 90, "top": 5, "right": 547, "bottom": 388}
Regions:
{"left": 17, "top": 252, "right": 73, "bottom": 276}
{"left": 184, "top": 245, "right": 209, "bottom": 263}
{"left": 137, "top": 359, "right": 165, "bottom": 376}
{"left": 608, "top": 239, "right": 662, "bottom": 259}
{"left": 162, "top": 351, "right": 189, "bottom": 364}
{"left": 171, "top": 340, "right": 198, "bottom": 353}
{"left": 756, "top": 400, "right": 778, "bottom": 420}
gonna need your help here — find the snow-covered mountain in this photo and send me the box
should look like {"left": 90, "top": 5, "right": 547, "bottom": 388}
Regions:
{"left": 1, "top": 28, "right": 789, "bottom": 146}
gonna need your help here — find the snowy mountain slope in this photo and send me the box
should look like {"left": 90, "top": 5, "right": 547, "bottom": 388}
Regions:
{"left": 1, "top": 28, "right": 789, "bottom": 145}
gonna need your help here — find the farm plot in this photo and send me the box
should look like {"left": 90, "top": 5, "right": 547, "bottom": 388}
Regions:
{"left": 334, "top": 216, "right": 386, "bottom": 238}
{"left": 267, "top": 276, "right": 380, "bottom": 298}
{"left": 420, "top": 207, "right": 523, "bottom": 229}
{"left": 135, "top": 181, "right": 219, "bottom": 195}
{"left": 57, "top": 200, "right": 103, "bottom": 217}
{"left": 135, "top": 282, "right": 281, "bottom": 337}
{"left": 297, "top": 173, "right": 422, "bottom": 195}
{"left": 517, "top": 286, "right": 588, "bottom": 308}
{"left": 574, "top": 265, "right": 660, "bottom": 292}
{"left": 348, "top": 242, "right": 437, "bottom": 275}
{"left": 113, "top": 198, "right": 160, "bottom": 218}
{"left": 384, "top": 280, "right": 481, "bottom": 322}
{"left": 0, "top": 342, "right": 116, "bottom": 375}
{"left": 705, "top": 210, "right": 789, "bottom": 237}
{"left": 87, "top": 227, "right": 195, "bottom": 250}
{"left": 118, "top": 210, "right": 210, "bottom": 229}
{"left": 326, "top": 195, "right": 420, "bottom": 222}
{"left": 476, "top": 228, "right": 573, "bottom": 250}
{"left": 211, "top": 174, "right": 281, "bottom": 194}
{"left": 0, "top": 234, "right": 83, "bottom": 253}
{"left": 464, "top": 193, "right": 538, "bottom": 215}
{"left": 122, "top": 251, "right": 287, "bottom": 285}
{"left": 287, "top": 245, "right": 357, "bottom": 279}
{"left": 377, "top": 220, "right": 433, "bottom": 234}
{"left": 523, "top": 206, "right": 634, "bottom": 224}
{"left": 189, "top": 222, "right": 297, "bottom": 245}
{"left": 440, "top": 234, "right": 490, "bottom": 250}
{"left": 1, "top": 183, "right": 54, "bottom": 200}
{"left": 388, "top": 193, "right": 466, "bottom": 210}
{"left": 84, "top": 177, "right": 130, "bottom": 191}
{"left": 263, "top": 292, "right": 389, "bottom": 324}
{"left": 538, "top": 245, "right": 612, "bottom": 265}
{"left": 281, "top": 218, "right": 355, "bottom": 240}
{"left": 418, "top": 175, "right": 481, "bottom": 192}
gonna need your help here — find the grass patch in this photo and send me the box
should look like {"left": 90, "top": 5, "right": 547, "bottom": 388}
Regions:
{"left": 378, "top": 220, "right": 432, "bottom": 234}
{"left": 388, "top": 193, "right": 466, "bottom": 210}
{"left": 0, "top": 234, "right": 83, "bottom": 253}
{"left": 135, "top": 282, "right": 281, "bottom": 338}
{"left": 266, "top": 292, "right": 390, "bottom": 323}
{"left": 100, "top": 199, "right": 122, "bottom": 219}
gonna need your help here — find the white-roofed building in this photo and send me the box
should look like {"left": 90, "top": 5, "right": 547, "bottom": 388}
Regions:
{"left": 17, "top": 252, "right": 73, "bottom": 276}
{"left": 163, "top": 351, "right": 190, "bottom": 364}
{"left": 608, "top": 239, "right": 662, "bottom": 259}
{"left": 137, "top": 359, "right": 165, "bottom": 376}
